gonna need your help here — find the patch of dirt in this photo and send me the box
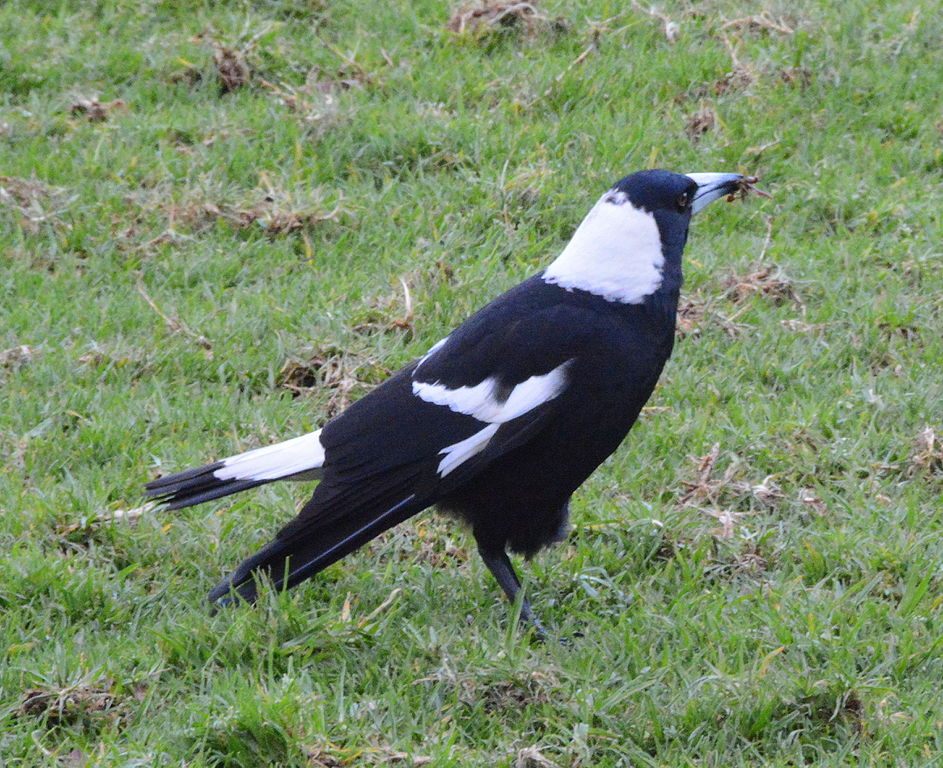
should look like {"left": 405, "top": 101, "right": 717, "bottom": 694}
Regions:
{"left": 278, "top": 347, "right": 388, "bottom": 417}
{"left": 480, "top": 680, "right": 549, "bottom": 711}
{"left": 0, "top": 175, "right": 72, "bottom": 233}
{"left": 780, "top": 67, "right": 812, "bottom": 88}
{"left": 0, "top": 176, "right": 54, "bottom": 208}
{"left": 0, "top": 344, "right": 40, "bottom": 369}
{"left": 213, "top": 45, "right": 249, "bottom": 92}
{"left": 676, "top": 295, "right": 750, "bottom": 338}
{"left": 187, "top": 31, "right": 263, "bottom": 94}
{"left": 676, "top": 297, "right": 706, "bottom": 337}
{"left": 20, "top": 683, "right": 116, "bottom": 723}
{"left": 877, "top": 319, "right": 921, "bottom": 343}
{"left": 472, "top": 670, "right": 558, "bottom": 712}
{"left": 719, "top": 13, "right": 794, "bottom": 36}
{"left": 735, "top": 543, "right": 768, "bottom": 573}
{"left": 164, "top": 195, "right": 344, "bottom": 236}
{"left": 682, "top": 67, "right": 754, "bottom": 102}
{"left": 70, "top": 98, "right": 127, "bottom": 122}
{"left": 685, "top": 106, "right": 717, "bottom": 141}
{"left": 723, "top": 265, "right": 799, "bottom": 306}
{"left": 447, "top": 1, "right": 555, "bottom": 36}
{"left": 712, "top": 66, "right": 754, "bottom": 95}
{"left": 704, "top": 541, "right": 770, "bottom": 581}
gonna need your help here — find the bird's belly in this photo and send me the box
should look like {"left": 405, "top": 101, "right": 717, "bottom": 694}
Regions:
{"left": 436, "top": 390, "right": 646, "bottom": 557}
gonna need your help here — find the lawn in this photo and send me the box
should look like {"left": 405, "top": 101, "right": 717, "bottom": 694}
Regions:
{"left": 1, "top": 0, "right": 941, "bottom": 765}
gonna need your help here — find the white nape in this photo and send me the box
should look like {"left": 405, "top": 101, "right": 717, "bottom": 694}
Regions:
{"left": 214, "top": 429, "right": 326, "bottom": 482}
{"left": 412, "top": 360, "right": 571, "bottom": 424}
{"left": 542, "top": 190, "right": 664, "bottom": 304}
{"left": 437, "top": 423, "right": 500, "bottom": 477}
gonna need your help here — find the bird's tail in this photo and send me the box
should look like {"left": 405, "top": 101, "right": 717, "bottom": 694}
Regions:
{"left": 145, "top": 430, "right": 326, "bottom": 510}
{"left": 208, "top": 485, "right": 427, "bottom": 606}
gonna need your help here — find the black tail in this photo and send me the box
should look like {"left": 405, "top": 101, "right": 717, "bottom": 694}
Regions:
{"left": 145, "top": 461, "right": 268, "bottom": 510}
{"left": 146, "top": 431, "right": 326, "bottom": 510}
{"left": 208, "top": 492, "right": 427, "bottom": 606}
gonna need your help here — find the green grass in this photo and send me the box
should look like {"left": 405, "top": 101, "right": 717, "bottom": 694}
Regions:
{"left": 1, "top": 0, "right": 941, "bottom": 764}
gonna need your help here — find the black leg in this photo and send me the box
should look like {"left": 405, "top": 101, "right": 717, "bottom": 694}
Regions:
{"left": 477, "top": 546, "right": 548, "bottom": 639}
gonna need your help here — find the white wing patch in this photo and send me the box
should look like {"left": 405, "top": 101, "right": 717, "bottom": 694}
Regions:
{"left": 437, "top": 423, "right": 500, "bottom": 477}
{"left": 542, "top": 190, "right": 664, "bottom": 304}
{"left": 413, "top": 360, "right": 572, "bottom": 477}
{"left": 214, "top": 429, "right": 326, "bottom": 482}
{"left": 412, "top": 360, "right": 572, "bottom": 424}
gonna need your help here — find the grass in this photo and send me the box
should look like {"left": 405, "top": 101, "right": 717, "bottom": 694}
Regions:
{"left": 1, "top": 0, "right": 941, "bottom": 764}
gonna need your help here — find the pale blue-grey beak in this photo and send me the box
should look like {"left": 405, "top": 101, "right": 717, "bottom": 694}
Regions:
{"left": 686, "top": 172, "right": 745, "bottom": 215}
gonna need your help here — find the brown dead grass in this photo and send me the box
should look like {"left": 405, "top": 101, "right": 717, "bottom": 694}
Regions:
{"left": 798, "top": 488, "right": 828, "bottom": 516}
{"left": 780, "top": 67, "right": 812, "bottom": 88}
{"left": 0, "top": 344, "right": 40, "bottom": 368}
{"left": 719, "top": 13, "right": 794, "bottom": 36}
{"left": 909, "top": 426, "right": 942, "bottom": 478}
{"left": 0, "top": 175, "right": 72, "bottom": 233}
{"left": 213, "top": 44, "right": 250, "bottom": 92}
{"left": 163, "top": 196, "right": 344, "bottom": 236}
{"left": 480, "top": 676, "right": 554, "bottom": 711}
{"left": 712, "top": 66, "right": 754, "bottom": 96}
{"left": 278, "top": 347, "right": 388, "bottom": 417}
{"left": 685, "top": 106, "right": 717, "bottom": 141}
{"left": 447, "top": 1, "right": 546, "bottom": 35}
{"left": 723, "top": 264, "right": 800, "bottom": 306}
{"left": 20, "top": 683, "right": 116, "bottom": 723}
{"left": 676, "top": 295, "right": 750, "bottom": 339}
{"left": 70, "top": 98, "right": 127, "bottom": 122}
{"left": 303, "top": 748, "right": 345, "bottom": 768}
{"left": 676, "top": 297, "right": 706, "bottom": 337}
{"left": 516, "top": 745, "right": 559, "bottom": 768}
{"left": 680, "top": 444, "right": 784, "bottom": 513}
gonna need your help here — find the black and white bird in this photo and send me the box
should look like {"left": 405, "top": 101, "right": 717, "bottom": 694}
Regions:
{"left": 146, "top": 169, "right": 755, "bottom": 633}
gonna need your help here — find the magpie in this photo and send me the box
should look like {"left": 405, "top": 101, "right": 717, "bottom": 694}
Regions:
{"left": 146, "top": 169, "right": 756, "bottom": 634}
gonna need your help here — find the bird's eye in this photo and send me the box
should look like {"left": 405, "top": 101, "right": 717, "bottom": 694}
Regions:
{"left": 676, "top": 192, "right": 690, "bottom": 212}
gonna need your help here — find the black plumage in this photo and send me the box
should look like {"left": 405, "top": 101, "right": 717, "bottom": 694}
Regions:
{"left": 146, "top": 169, "right": 754, "bottom": 633}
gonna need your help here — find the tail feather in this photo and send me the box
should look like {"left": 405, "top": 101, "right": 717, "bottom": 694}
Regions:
{"left": 146, "top": 430, "right": 326, "bottom": 510}
{"left": 208, "top": 492, "right": 425, "bottom": 606}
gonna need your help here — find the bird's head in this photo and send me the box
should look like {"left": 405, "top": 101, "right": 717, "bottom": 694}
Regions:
{"left": 609, "top": 168, "right": 748, "bottom": 250}
{"left": 544, "top": 169, "right": 755, "bottom": 305}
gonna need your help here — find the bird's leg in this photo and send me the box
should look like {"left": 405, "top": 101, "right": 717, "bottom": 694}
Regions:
{"left": 477, "top": 546, "right": 548, "bottom": 639}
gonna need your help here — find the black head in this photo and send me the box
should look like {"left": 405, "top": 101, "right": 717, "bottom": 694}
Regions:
{"left": 610, "top": 168, "right": 746, "bottom": 271}
{"left": 610, "top": 169, "right": 700, "bottom": 218}
{"left": 542, "top": 168, "right": 749, "bottom": 307}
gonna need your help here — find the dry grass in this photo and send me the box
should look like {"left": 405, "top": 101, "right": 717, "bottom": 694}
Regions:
{"left": 447, "top": 1, "right": 546, "bottom": 35}
{"left": 723, "top": 264, "right": 800, "bottom": 306}
{"left": 70, "top": 98, "right": 127, "bottom": 122}
{"left": 909, "top": 426, "right": 942, "bottom": 479}
{"left": 685, "top": 105, "right": 718, "bottom": 141}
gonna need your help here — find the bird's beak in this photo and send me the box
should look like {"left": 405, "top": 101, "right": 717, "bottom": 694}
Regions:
{"left": 686, "top": 172, "right": 745, "bottom": 215}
